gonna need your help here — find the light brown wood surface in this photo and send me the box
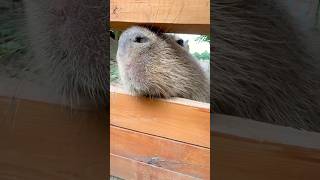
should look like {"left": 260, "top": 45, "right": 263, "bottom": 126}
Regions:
{"left": 110, "top": 126, "right": 210, "bottom": 179}
{"left": 110, "top": 89, "right": 210, "bottom": 179}
{"left": 110, "top": 92, "right": 210, "bottom": 148}
{"left": 110, "top": 154, "right": 202, "bottom": 180}
{"left": 110, "top": 0, "right": 210, "bottom": 34}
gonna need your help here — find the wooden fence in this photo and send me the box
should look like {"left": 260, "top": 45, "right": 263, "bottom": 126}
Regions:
{"left": 110, "top": 87, "right": 210, "bottom": 179}
{"left": 110, "top": 0, "right": 320, "bottom": 179}
{"left": 213, "top": 114, "right": 320, "bottom": 180}
{"left": 0, "top": 77, "right": 107, "bottom": 180}
{"left": 110, "top": 0, "right": 210, "bottom": 179}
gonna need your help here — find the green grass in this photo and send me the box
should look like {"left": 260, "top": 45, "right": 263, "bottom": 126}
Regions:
{"left": 110, "top": 63, "right": 120, "bottom": 83}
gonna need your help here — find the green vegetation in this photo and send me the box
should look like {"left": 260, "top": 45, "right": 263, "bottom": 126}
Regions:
{"left": 192, "top": 50, "right": 210, "bottom": 61}
{"left": 0, "top": 4, "right": 26, "bottom": 61}
{"left": 193, "top": 35, "right": 210, "bottom": 61}
{"left": 110, "top": 62, "right": 120, "bottom": 83}
{"left": 195, "top": 35, "right": 210, "bottom": 43}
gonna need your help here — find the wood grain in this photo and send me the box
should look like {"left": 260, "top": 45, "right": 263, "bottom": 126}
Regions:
{"left": 110, "top": 0, "right": 210, "bottom": 34}
{"left": 110, "top": 154, "right": 202, "bottom": 180}
{"left": 212, "top": 114, "right": 320, "bottom": 180}
{"left": 110, "top": 126, "right": 210, "bottom": 179}
{"left": 110, "top": 92, "right": 210, "bottom": 148}
{"left": 212, "top": 132, "right": 320, "bottom": 180}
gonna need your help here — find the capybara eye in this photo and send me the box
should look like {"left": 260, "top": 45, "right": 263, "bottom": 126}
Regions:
{"left": 110, "top": 31, "right": 115, "bottom": 39}
{"left": 176, "top": 39, "right": 184, "bottom": 46}
{"left": 134, "top": 36, "right": 148, "bottom": 43}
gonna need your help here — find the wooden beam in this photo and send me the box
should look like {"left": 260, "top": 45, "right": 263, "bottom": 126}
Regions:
{"left": 0, "top": 96, "right": 107, "bottom": 180}
{"left": 212, "top": 114, "right": 320, "bottom": 180}
{"left": 110, "top": 126, "right": 210, "bottom": 179}
{"left": 110, "top": 87, "right": 210, "bottom": 148}
{"left": 110, "top": 0, "right": 210, "bottom": 34}
{"left": 213, "top": 132, "right": 320, "bottom": 180}
{"left": 110, "top": 86, "right": 210, "bottom": 178}
{"left": 110, "top": 154, "right": 202, "bottom": 180}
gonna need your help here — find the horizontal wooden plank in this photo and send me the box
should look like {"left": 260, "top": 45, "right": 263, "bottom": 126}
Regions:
{"left": 0, "top": 97, "right": 107, "bottom": 180}
{"left": 110, "top": 0, "right": 210, "bottom": 34}
{"left": 212, "top": 132, "right": 320, "bottom": 180}
{"left": 212, "top": 113, "right": 320, "bottom": 179}
{"left": 110, "top": 126, "right": 210, "bottom": 179}
{"left": 110, "top": 0, "right": 210, "bottom": 24}
{"left": 110, "top": 154, "right": 202, "bottom": 180}
{"left": 110, "top": 91, "right": 210, "bottom": 148}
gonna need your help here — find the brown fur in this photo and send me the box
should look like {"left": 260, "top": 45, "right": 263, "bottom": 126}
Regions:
{"left": 212, "top": 0, "right": 320, "bottom": 131}
{"left": 23, "top": 0, "right": 107, "bottom": 105}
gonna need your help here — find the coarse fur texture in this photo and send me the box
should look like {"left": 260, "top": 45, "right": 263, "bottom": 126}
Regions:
{"left": 22, "top": 0, "right": 107, "bottom": 105}
{"left": 116, "top": 26, "right": 210, "bottom": 102}
{"left": 212, "top": 0, "right": 320, "bottom": 131}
